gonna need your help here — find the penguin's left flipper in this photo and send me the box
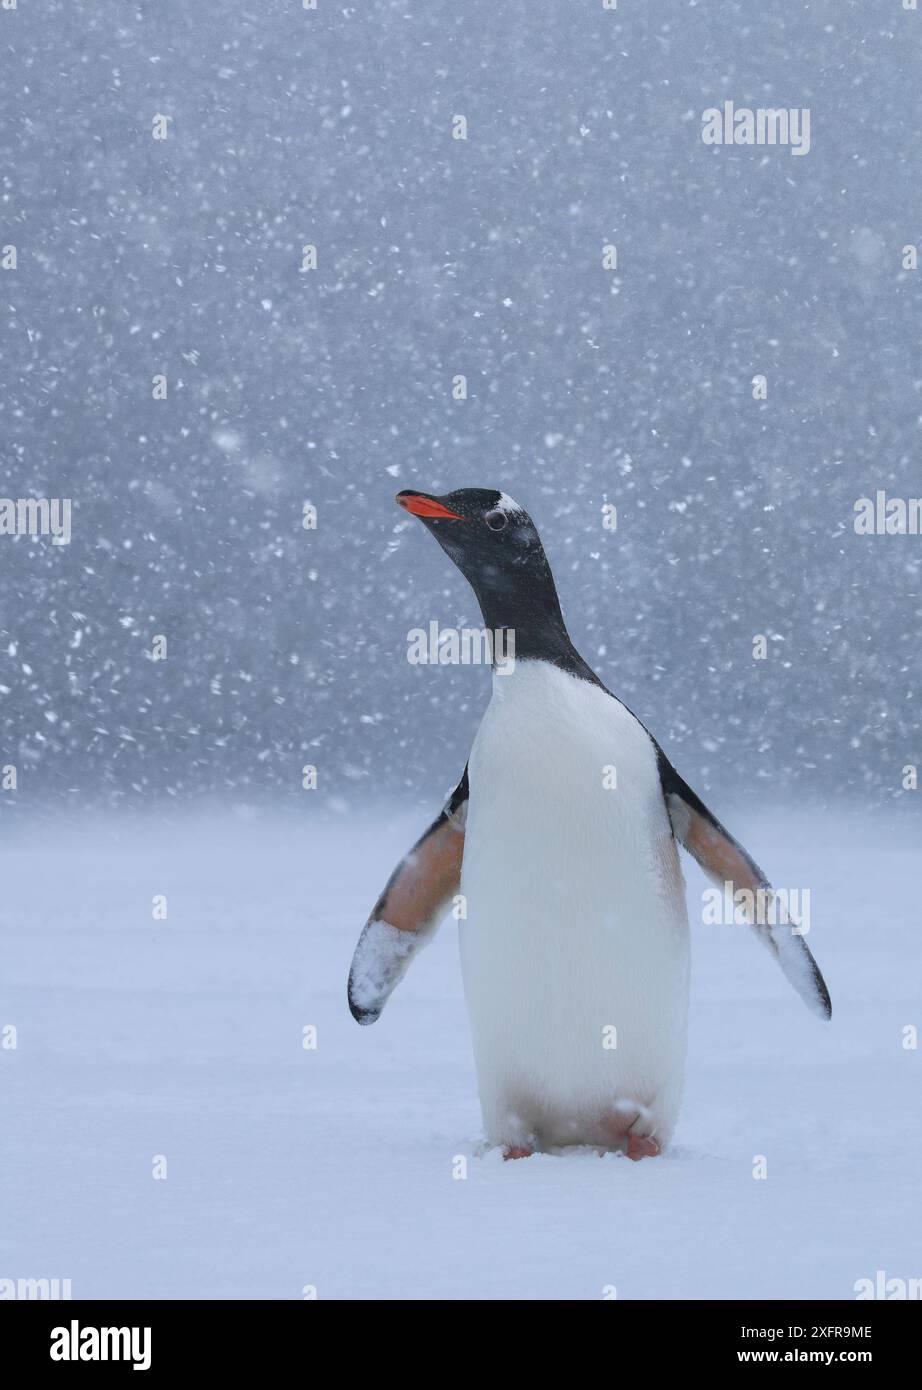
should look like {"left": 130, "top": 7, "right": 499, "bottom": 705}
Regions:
{"left": 659, "top": 755, "right": 832, "bottom": 1021}
{"left": 347, "top": 768, "right": 468, "bottom": 1025}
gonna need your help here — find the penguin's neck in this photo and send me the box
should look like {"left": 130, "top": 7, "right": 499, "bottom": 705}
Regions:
{"left": 471, "top": 564, "right": 601, "bottom": 681}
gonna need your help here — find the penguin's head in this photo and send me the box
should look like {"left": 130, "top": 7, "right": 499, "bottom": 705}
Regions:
{"left": 395, "top": 488, "right": 548, "bottom": 598}
{"left": 395, "top": 487, "right": 576, "bottom": 660}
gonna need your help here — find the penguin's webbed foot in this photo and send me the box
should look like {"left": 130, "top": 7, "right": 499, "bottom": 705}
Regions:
{"left": 626, "top": 1134, "right": 661, "bottom": 1161}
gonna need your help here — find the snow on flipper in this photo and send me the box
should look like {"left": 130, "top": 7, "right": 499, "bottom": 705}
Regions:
{"left": 347, "top": 769, "right": 467, "bottom": 1024}
{"left": 659, "top": 752, "right": 832, "bottom": 1021}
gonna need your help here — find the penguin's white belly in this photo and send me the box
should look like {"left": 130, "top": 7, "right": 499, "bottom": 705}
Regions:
{"left": 460, "top": 661, "right": 690, "bottom": 1150}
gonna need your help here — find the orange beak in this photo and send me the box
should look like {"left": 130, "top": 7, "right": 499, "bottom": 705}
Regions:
{"left": 396, "top": 492, "right": 466, "bottom": 520}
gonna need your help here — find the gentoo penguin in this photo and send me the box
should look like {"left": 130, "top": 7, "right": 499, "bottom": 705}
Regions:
{"left": 348, "top": 488, "right": 831, "bottom": 1160}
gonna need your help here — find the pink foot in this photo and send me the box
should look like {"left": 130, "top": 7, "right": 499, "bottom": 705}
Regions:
{"left": 627, "top": 1134, "right": 660, "bottom": 1162}
{"left": 503, "top": 1145, "right": 533, "bottom": 1161}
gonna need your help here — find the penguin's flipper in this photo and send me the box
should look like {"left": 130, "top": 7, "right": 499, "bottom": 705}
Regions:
{"left": 659, "top": 755, "right": 831, "bottom": 1020}
{"left": 347, "top": 768, "right": 468, "bottom": 1025}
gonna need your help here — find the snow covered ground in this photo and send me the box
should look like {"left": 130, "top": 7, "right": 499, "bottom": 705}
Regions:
{"left": 2, "top": 802, "right": 919, "bottom": 1301}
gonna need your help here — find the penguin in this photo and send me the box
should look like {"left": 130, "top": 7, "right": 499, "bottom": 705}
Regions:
{"left": 347, "top": 488, "right": 831, "bottom": 1160}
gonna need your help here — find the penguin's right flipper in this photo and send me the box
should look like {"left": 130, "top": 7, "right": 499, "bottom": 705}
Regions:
{"left": 347, "top": 768, "right": 468, "bottom": 1025}
{"left": 659, "top": 753, "right": 832, "bottom": 1021}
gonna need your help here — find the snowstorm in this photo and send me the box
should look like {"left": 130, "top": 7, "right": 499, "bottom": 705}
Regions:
{"left": 2, "top": 0, "right": 920, "bottom": 1311}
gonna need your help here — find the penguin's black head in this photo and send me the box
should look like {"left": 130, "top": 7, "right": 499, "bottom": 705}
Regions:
{"left": 395, "top": 487, "right": 591, "bottom": 673}
{"left": 395, "top": 487, "right": 576, "bottom": 663}
{"left": 395, "top": 487, "right": 546, "bottom": 596}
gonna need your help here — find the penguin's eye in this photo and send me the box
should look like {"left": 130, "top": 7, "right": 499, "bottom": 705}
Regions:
{"left": 484, "top": 510, "right": 508, "bottom": 532}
